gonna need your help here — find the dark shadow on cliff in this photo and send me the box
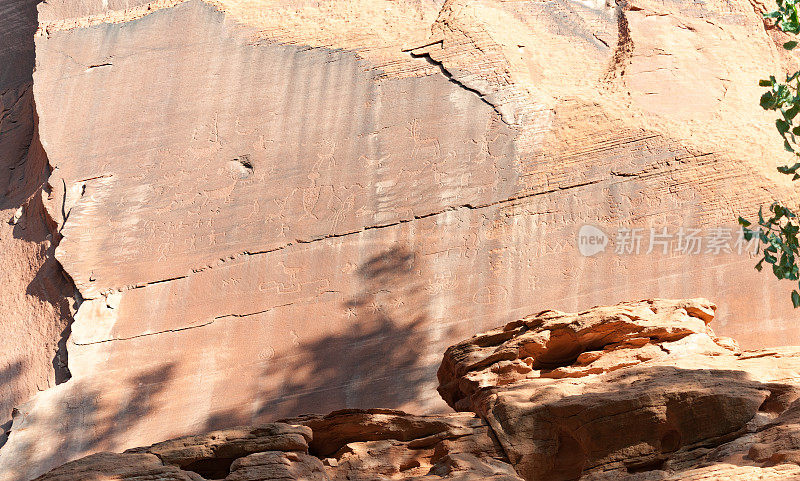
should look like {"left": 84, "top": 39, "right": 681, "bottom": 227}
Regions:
{"left": 0, "top": 86, "right": 36, "bottom": 211}
{"left": 0, "top": 0, "right": 37, "bottom": 89}
{"left": 0, "top": 0, "right": 76, "bottom": 395}
{"left": 0, "top": 360, "right": 24, "bottom": 449}
{"left": 0, "top": 0, "right": 76, "bottom": 454}
{"left": 251, "top": 246, "right": 436, "bottom": 422}
{"left": 0, "top": 0, "right": 39, "bottom": 212}
{"left": 3, "top": 362, "right": 175, "bottom": 480}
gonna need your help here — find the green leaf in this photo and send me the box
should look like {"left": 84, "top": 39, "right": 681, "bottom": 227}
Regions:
{"left": 792, "top": 290, "right": 800, "bottom": 308}
{"left": 762, "top": 91, "right": 776, "bottom": 110}
{"left": 785, "top": 40, "right": 798, "bottom": 50}
{"left": 760, "top": 78, "right": 775, "bottom": 86}
{"left": 778, "top": 119, "right": 791, "bottom": 134}
{"left": 785, "top": 20, "right": 800, "bottom": 34}
{"left": 778, "top": 163, "right": 800, "bottom": 175}
{"left": 738, "top": 217, "right": 752, "bottom": 227}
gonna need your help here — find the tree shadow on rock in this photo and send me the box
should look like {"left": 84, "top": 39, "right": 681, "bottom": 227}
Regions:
{"left": 1, "top": 362, "right": 176, "bottom": 481}
{"left": 256, "top": 246, "right": 438, "bottom": 419}
{"left": 0, "top": 360, "right": 24, "bottom": 450}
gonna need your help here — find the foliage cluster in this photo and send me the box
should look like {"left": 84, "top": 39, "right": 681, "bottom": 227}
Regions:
{"left": 739, "top": 0, "right": 800, "bottom": 306}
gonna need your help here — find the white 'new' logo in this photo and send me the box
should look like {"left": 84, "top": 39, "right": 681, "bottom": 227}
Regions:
{"left": 577, "top": 225, "right": 608, "bottom": 257}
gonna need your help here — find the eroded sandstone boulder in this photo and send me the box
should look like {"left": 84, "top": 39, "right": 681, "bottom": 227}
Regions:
{"left": 125, "top": 423, "right": 313, "bottom": 476}
{"left": 283, "top": 409, "right": 518, "bottom": 480}
{"left": 30, "top": 452, "right": 204, "bottom": 481}
{"left": 438, "top": 298, "right": 800, "bottom": 480}
{"left": 438, "top": 298, "right": 730, "bottom": 410}
{"left": 33, "top": 411, "right": 522, "bottom": 481}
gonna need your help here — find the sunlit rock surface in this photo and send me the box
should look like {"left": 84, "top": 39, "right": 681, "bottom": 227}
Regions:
{"left": 3, "top": 0, "right": 800, "bottom": 479}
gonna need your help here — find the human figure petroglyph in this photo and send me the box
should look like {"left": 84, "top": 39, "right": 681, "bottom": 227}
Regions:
{"left": 407, "top": 118, "right": 441, "bottom": 160}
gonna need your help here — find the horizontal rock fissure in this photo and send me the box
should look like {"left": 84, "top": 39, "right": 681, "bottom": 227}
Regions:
{"left": 71, "top": 320, "right": 216, "bottom": 345}
{"left": 71, "top": 302, "right": 297, "bottom": 345}
{"left": 105, "top": 177, "right": 606, "bottom": 296}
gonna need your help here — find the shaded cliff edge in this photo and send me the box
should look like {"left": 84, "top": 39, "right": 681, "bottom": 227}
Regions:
{"left": 0, "top": 0, "right": 78, "bottom": 450}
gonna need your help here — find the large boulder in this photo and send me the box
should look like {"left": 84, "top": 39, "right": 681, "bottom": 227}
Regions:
{"left": 32, "top": 411, "right": 523, "bottom": 481}
{"left": 438, "top": 298, "right": 800, "bottom": 480}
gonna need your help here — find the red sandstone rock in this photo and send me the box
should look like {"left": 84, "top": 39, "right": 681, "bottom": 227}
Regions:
{"left": 6, "top": 0, "right": 800, "bottom": 477}
{"left": 126, "top": 423, "right": 313, "bottom": 472}
{"left": 30, "top": 452, "right": 203, "bottom": 481}
{"left": 438, "top": 298, "right": 728, "bottom": 410}
{"left": 0, "top": 0, "right": 74, "bottom": 447}
{"left": 226, "top": 452, "right": 328, "bottom": 481}
{"left": 25, "top": 298, "right": 800, "bottom": 481}
{"left": 31, "top": 411, "right": 522, "bottom": 481}
{"left": 283, "top": 409, "right": 516, "bottom": 479}
{"left": 281, "top": 409, "right": 493, "bottom": 457}
{"left": 437, "top": 299, "right": 800, "bottom": 480}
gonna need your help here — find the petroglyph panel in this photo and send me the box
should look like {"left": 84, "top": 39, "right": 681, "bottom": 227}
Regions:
{"left": 35, "top": 0, "right": 519, "bottom": 298}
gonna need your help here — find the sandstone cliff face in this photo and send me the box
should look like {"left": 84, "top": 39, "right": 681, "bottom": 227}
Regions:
{"left": 4, "top": 0, "right": 800, "bottom": 479}
{"left": 24, "top": 298, "right": 800, "bottom": 481}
